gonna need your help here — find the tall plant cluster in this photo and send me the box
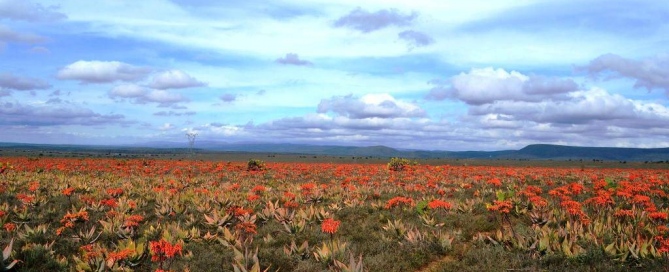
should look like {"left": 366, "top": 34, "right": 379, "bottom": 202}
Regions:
{"left": 0, "top": 157, "right": 668, "bottom": 271}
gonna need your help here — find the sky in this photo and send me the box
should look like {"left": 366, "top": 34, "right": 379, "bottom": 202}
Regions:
{"left": 1, "top": 0, "right": 668, "bottom": 151}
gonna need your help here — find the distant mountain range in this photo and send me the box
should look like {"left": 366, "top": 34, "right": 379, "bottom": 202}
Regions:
{"left": 1, "top": 142, "right": 668, "bottom": 162}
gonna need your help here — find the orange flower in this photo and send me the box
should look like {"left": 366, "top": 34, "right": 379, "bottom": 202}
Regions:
{"left": 385, "top": 196, "right": 414, "bottom": 209}
{"left": 300, "top": 183, "right": 316, "bottom": 195}
{"left": 321, "top": 218, "right": 340, "bottom": 235}
{"left": 427, "top": 199, "right": 452, "bottom": 210}
{"left": 3, "top": 223, "right": 16, "bottom": 232}
{"left": 149, "top": 239, "right": 183, "bottom": 262}
{"left": 235, "top": 222, "right": 257, "bottom": 235}
{"left": 487, "top": 200, "right": 513, "bottom": 214}
{"left": 487, "top": 178, "right": 502, "bottom": 187}
{"left": 28, "top": 181, "right": 39, "bottom": 192}
{"left": 247, "top": 194, "right": 260, "bottom": 202}
{"left": 100, "top": 198, "right": 118, "bottom": 208}
{"left": 123, "top": 214, "right": 144, "bottom": 228}
{"left": 283, "top": 200, "right": 299, "bottom": 209}
{"left": 648, "top": 212, "right": 668, "bottom": 221}
{"left": 656, "top": 236, "right": 669, "bottom": 254}
{"left": 251, "top": 185, "right": 266, "bottom": 194}
{"left": 62, "top": 187, "right": 75, "bottom": 196}
{"left": 107, "top": 248, "right": 134, "bottom": 263}
{"left": 614, "top": 209, "right": 634, "bottom": 218}
{"left": 106, "top": 188, "right": 124, "bottom": 197}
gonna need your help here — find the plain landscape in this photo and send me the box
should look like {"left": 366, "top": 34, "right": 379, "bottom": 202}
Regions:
{"left": 1, "top": 143, "right": 669, "bottom": 271}
{"left": 2, "top": 0, "right": 669, "bottom": 271}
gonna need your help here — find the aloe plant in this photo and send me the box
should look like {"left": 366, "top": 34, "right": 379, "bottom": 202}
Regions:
{"left": 1, "top": 239, "right": 19, "bottom": 271}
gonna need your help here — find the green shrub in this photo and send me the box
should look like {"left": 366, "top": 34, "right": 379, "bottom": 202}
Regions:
{"left": 247, "top": 159, "right": 265, "bottom": 171}
{"left": 387, "top": 158, "right": 416, "bottom": 171}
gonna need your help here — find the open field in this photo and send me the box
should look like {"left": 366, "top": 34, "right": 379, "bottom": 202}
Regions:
{"left": 2, "top": 146, "right": 668, "bottom": 169}
{"left": 0, "top": 156, "right": 669, "bottom": 271}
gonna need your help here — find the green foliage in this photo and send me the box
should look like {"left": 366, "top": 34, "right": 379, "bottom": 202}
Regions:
{"left": 416, "top": 200, "right": 428, "bottom": 216}
{"left": 387, "top": 157, "right": 416, "bottom": 171}
{"left": 495, "top": 190, "right": 515, "bottom": 201}
{"left": 15, "top": 243, "right": 67, "bottom": 272}
{"left": 247, "top": 159, "right": 265, "bottom": 171}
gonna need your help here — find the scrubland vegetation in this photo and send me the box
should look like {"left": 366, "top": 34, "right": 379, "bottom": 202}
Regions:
{"left": 0, "top": 157, "right": 668, "bottom": 271}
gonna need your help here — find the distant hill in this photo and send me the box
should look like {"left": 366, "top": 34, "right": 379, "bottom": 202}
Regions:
{"left": 514, "top": 144, "right": 669, "bottom": 161}
{"left": 1, "top": 142, "right": 668, "bottom": 161}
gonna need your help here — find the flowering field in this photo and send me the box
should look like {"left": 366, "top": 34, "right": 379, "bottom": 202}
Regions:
{"left": 0, "top": 157, "right": 668, "bottom": 271}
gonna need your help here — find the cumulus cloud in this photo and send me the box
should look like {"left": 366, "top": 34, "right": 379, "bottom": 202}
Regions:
{"left": 579, "top": 53, "right": 669, "bottom": 93}
{"left": 141, "top": 90, "right": 188, "bottom": 106}
{"left": 0, "top": 0, "right": 67, "bottom": 22}
{"left": 425, "top": 67, "right": 669, "bottom": 127}
{"left": 466, "top": 88, "right": 648, "bottom": 124}
{"left": 334, "top": 8, "right": 417, "bottom": 33}
{"left": 0, "top": 73, "right": 51, "bottom": 91}
{"left": 57, "top": 60, "right": 151, "bottom": 84}
{"left": 426, "top": 67, "right": 577, "bottom": 105}
{"left": 318, "top": 93, "right": 425, "bottom": 119}
{"left": 109, "top": 84, "right": 188, "bottom": 107}
{"left": 262, "top": 112, "right": 429, "bottom": 134}
{"left": 148, "top": 70, "right": 206, "bottom": 89}
{"left": 109, "top": 84, "right": 146, "bottom": 98}
{"left": 0, "top": 100, "right": 126, "bottom": 126}
{"left": 157, "top": 81, "right": 669, "bottom": 151}
{"left": 398, "top": 30, "right": 434, "bottom": 49}
{"left": 275, "top": 53, "right": 312, "bottom": 66}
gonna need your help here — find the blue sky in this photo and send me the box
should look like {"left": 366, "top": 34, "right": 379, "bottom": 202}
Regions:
{"left": 1, "top": 0, "right": 668, "bottom": 151}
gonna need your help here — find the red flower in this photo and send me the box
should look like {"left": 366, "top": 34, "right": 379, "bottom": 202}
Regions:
{"left": 62, "top": 187, "right": 75, "bottom": 196}
{"left": 487, "top": 178, "right": 502, "bottom": 187}
{"left": 107, "top": 248, "right": 134, "bottom": 263}
{"left": 100, "top": 198, "right": 118, "bottom": 208}
{"left": 321, "top": 218, "right": 340, "bottom": 235}
{"left": 385, "top": 196, "right": 414, "bottom": 209}
{"left": 149, "top": 239, "right": 183, "bottom": 262}
{"left": 487, "top": 200, "right": 513, "bottom": 214}
{"left": 427, "top": 199, "right": 452, "bottom": 210}
{"left": 251, "top": 185, "right": 266, "bottom": 194}
{"left": 648, "top": 212, "right": 668, "bottom": 221}
{"left": 123, "top": 214, "right": 144, "bottom": 228}
{"left": 3, "top": 223, "right": 16, "bottom": 232}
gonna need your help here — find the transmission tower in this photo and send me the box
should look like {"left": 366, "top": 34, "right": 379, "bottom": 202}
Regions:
{"left": 186, "top": 131, "right": 198, "bottom": 157}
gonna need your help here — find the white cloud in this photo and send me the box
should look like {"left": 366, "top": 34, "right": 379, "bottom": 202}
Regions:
{"left": 109, "top": 84, "right": 188, "bottom": 107}
{"left": 141, "top": 90, "right": 188, "bottom": 105}
{"left": 427, "top": 67, "right": 577, "bottom": 104}
{"left": 57, "top": 60, "right": 151, "bottom": 83}
{"left": 109, "top": 84, "right": 146, "bottom": 98}
{"left": 149, "top": 70, "right": 206, "bottom": 89}
{"left": 318, "top": 93, "right": 425, "bottom": 119}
